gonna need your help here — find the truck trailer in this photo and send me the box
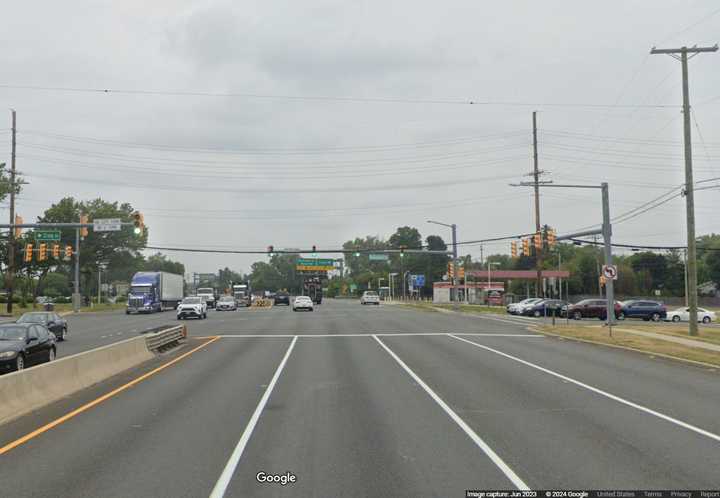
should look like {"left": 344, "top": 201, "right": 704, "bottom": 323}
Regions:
{"left": 126, "top": 271, "right": 184, "bottom": 314}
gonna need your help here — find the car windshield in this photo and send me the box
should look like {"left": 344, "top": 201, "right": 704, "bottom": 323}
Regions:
{"left": 0, "top": 326, "right": 27, "bottom": 341}
{"left": 219, "top": 296, "right": 234, "bottom": 302}
{"left": 17, "top": 313, "right": 49, "bottom": 323}
{"left": 182, "top": 297, "right": 201, "bottom": 304}
{"left": 197, "top": 288, "right": 213, "bottom": 294}
{"left": 130, "top": 285, "right": 152, "bottom": 295}
{"left": 365, "top": 292, "right": 378, "bottom": 297}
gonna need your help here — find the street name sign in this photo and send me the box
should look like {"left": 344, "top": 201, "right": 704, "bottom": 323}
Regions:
{"left": 369, "top": 253, "right": 389, "bottom": 261}
{"left": 34, "top": 230, "right": 61, "bottom": 241}
{"left": 296, "top": 258, "right": 335, "bottom": 271}
{"left": 93, "top": 218, "right": 122, "bottom": 232}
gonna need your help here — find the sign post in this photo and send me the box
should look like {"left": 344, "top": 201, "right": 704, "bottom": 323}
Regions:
{"left": 93, "top": 218, "right": 122, "bottom": 232}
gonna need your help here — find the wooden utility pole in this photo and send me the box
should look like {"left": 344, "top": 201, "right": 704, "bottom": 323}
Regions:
{"left": 6, "top": 110, "right": 16, "bottom": 314}
{"left": 651, "top": 44, "right": 718, "bottom": 336}
{"left": 532, "top": 111, "right": 543, "bottom": 297}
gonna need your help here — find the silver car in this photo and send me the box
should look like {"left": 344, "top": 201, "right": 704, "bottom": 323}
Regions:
{"left": 216, "top": 295, "right": 237, "bottom": 311}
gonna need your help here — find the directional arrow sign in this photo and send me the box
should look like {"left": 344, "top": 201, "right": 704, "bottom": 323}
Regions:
{"left": 602, "top": 264, "right": 618, "bottom": 280}
{"left": 34, "top": 230, "right": 61, "bottom": 241}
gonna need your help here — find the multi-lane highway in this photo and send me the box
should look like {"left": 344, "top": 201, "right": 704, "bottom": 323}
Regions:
{"left": 1, "top": 299, "right": 719, "bottom": 497}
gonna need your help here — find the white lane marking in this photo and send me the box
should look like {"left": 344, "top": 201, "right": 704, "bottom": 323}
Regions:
{"left": 209, "top": 336, "right": 298, "bottom": 498}
{"left": 372, "top": 335, "right": 529, "bottom": 490}
{"left": 209, "top": 333, "right": 544, "bottom": 338}
{"left": 449, "top": 334, "right": 720, "bottom": 444}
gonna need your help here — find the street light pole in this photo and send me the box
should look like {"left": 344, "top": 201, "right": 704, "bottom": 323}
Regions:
{"left": 428, "top": 220, "right": 459, "bottom": 310}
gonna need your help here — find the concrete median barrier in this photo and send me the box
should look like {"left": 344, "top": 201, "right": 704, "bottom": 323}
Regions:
{"left": 0, "top": 336, "right": 154, "bottom": 426}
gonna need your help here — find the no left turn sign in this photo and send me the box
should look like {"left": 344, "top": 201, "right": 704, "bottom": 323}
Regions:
{"left": 602, "top": 264, "right": 618, "bottom": 280}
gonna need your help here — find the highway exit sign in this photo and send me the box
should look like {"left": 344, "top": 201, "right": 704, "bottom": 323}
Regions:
{"left": 34, "top": 230, "right": 61, "bottom": 241}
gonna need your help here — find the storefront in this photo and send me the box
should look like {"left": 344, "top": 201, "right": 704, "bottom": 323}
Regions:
{"left": 432, "top": 281, "right": 505, "bottom": 304}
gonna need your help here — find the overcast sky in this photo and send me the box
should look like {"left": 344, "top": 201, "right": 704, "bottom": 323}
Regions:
{"left": 1, "top": 0, "right": 719, "bottom": 278}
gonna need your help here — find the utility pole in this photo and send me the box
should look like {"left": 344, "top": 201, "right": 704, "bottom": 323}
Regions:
{"left": 651, "top": 44, "right": 718, "bottom": 336}
{"left": 6, "top": 110, "right": 16, "bottom": 314}
{"left": 528, "top": 112, "right": 552, "bottom": 297}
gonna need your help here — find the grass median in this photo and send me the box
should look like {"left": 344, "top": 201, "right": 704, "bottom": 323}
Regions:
{"left": 0, "top": 302, "right": 127, "bottom": 318}
{"left": 393, "top": 301, "right": 508, "bottom": 315}
{"left": 536, "top": 323, "right": 720, "bottom": 367}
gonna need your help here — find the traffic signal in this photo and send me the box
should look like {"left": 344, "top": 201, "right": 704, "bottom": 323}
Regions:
{"left": 447, "top": 262, "right": 454, "bottom": 278}
{"left": 399, "top": 245, "right": 407, "bottom": 258}
{"left": 52, "top": 244, "right": 60, "bottom": 258}
{"left": 24, "top": 244, "right": 33, "bottom": 263}
{"left": 14, "top": 214, "right": 23, "bottom": 238}
{"left": 80, "top": 214, "right": 89, "bottom": 237}
{"left": 38, "top": 243, "right": 47, "bottom": 262}
{"left": 547, "top": 227, "right": 557, "bottom": 247}
{"left": 354, "top": 251, "right": 360, "bottom": 257}
{"left": 267, "top": 245, "right": 274, "bottom": 254}
{"left": 311, "top": 245, "right": 317, "bottom": 257}
{"left": 534, "top": 232, "right": 543, "bottom": 250}
{"left": 522, "top": 238, "right": 530, "bottom": 256}
{"left": 458, "top": 266, "right": 465, "bottom": 280}
{"left": 510, "top": 241, "right": 518, "bottom": 258}
{"left": 132, "top": 211, "right": 144, "bottom": 235}
{"left": 64, "top": 245, "right": 73, "bottom": 258}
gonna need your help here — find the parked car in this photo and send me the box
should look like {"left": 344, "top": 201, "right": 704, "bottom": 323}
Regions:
{"left": 507, "top": 298, "right": 543, "bottom": 315}
{"left": 617, "top": 300, "right": 667, "bottom": 322}
{"left": 360, "top": 291, "right": 380, "bottom": 305}
{"left": 0, "top": 323, "right": 56, "bottom": 373}
{"left": 522, "top": 299, "right": 567, "bottom": 317}
{"left": 567, "top": 299, "right": 622, "bottom": 320}
{"left": 292, "top": 296, "right": 314, "bottom": 312}
{"left": 216, "top": 295, "right": 237, "bottom": 311}
{"left": 274, "top": 292, "right": 290, "bottom": 306}
{"left": 176, "top": 296, "right": 208, "bottom": 320}
{"left": 665, "top": 307, "right": 716, "bottom": 324}
{"left": 17, "top": 312, "right": 69, "bottom": 341}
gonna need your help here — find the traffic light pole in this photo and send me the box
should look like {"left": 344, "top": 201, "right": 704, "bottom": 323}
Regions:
{"left": 73, "top": 228, "right": 80, "bottom": 313}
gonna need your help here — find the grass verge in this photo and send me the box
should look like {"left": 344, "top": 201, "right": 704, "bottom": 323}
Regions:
{"left": 615, "top": 324, "right": 720, "bottom": 347}
{"left": 0, "top": 302, "right": 127, "bottom": 318}
{"left": 537, "top": 324, "right": 720, "bottom": 367}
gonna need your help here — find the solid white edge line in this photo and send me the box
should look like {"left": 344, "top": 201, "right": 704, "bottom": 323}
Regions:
{"left": 206, "top": 333, "right": 544, "bottom": 338}
{"left": 208, "top": 336, "right": 298, "bottom": 498}
{"left": 372, "top": 334, "right": 530, "bottom": 490}
{"left": 448, "top": 334, "right": 720, "bottom": 444}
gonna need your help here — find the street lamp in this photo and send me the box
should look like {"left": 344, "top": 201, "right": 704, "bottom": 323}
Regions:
{"left": 389, "top": 272, "right": 399, "bottom": 301}
{"left": 487, "top": 262, "right": 500, "bottom": 306}
{"left": 427, "top": 220, "right": 459, "bottom": 310}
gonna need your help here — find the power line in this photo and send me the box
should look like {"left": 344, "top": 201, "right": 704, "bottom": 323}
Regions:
{"left": 0, "top": 83, "right": 681, "bottom": 108}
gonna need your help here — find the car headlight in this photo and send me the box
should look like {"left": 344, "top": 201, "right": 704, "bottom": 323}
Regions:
{"left": 0, "top": 351, "right": 17, "bottom": 359}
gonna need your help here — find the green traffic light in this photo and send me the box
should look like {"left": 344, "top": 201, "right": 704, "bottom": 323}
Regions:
{"left": 133, "top": 227, "right": 141, "bottom": 235}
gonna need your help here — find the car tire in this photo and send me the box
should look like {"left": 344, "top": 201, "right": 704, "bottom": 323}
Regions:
{"left": 672, "top": 315, "right": 681, "bottom": 322}
{"left": 702, "top": 316, "right": 711, "bottom": 324}
{"left": 573, "top": 311, "right": 582, "bottom": 320}
{"left": 15, "top": 354, "right": 24, "bottom": 371}
{"left": 48, "top": 348, "right": 56, "bottom": 362}
{"left": 60, "top": 328, "right": 67, "bottom": 341}
{"left": 125, "top": 310, "right": 130, "bottom": 315}
{"left": 533, "top": 310, "right": 541, "bottom": 318}
{"left": 651, "top": 313, "right": 661, "bottom": 322}
{"left": 617, "top": 312, "right": 625, "bottom": 321}
{"left": 203, "top": 312, "right": 207, "bottom": 319}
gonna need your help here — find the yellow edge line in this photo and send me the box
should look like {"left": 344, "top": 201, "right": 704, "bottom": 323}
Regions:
{"left": 0, "top": 335, "right": 221, "bottom": 456}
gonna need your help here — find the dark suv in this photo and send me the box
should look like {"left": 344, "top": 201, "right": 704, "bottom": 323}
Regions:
{"left": 567, "top": 299, "right": 622, "bottom": 320}
{"left": 274, "top": 292, "right": 290, "bottom": 306}
{"left": 522, "top": 299, "right": 567, "bottom": 317}
{"left": 617, "top": 300, "right": 667, "bottom": 322}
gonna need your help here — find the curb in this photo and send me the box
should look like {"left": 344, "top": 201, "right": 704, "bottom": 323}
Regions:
{"left": 530, "top": 325, "right": 720, "bottom": 370}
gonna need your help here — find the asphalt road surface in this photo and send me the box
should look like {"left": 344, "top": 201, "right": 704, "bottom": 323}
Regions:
{"left": 1, "top": 299, "right": 719, "bottom": 497}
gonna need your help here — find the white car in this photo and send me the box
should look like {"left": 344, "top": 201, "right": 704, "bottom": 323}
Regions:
{"left": 665, "top": 307, "right": 716, "bottom": 324}
{"left": 507, "top": 298, "right": 542, "bottom": 315}
{"left": 216, "top": 295, "right": 237, "bottom": 311}
{"left": 360, "top": 291, "right": 380, "bottom": 305}
{"left": 292, "top": 296, "right": 314, "bottom": 312}
{"left": 177, "top": 296, "right": 208, "bottom": 320}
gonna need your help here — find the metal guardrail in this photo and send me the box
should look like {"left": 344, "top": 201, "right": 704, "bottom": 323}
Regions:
{"left": 145, "top": 325, "right": 186, "bottom": 351}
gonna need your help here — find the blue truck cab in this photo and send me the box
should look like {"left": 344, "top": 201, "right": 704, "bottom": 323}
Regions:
{"left": 126, "top": 271, "right": 184, "bottom": 314}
